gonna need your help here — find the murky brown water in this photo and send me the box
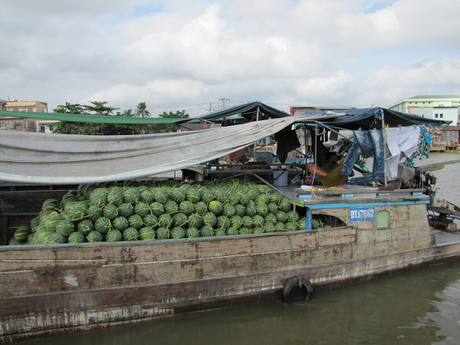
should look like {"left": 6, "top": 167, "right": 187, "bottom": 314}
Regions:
{"left": 19, "top": 153, "right": 460, "bottom": 345}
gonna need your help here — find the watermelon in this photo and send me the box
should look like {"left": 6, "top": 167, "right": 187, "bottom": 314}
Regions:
{"left": 68, "top": 231, "right": 86, "bottom": 244}
{"left": 149, "top": 202, "right": 164, "bottom": 217}
{"left": 118, "top": 203, "right": 134, "bottom": 218}
{"left": 123, "top": 227, "right": 139, "bottom": 241}
{"left": 78, "top": 219, "right": 94, "bottom": 235}
{"left": 30, "top": 217, "right": 41, "bottom": 232}
{"left": 275, "top": 222, "right": 286, "bottom": 232}
{"left": 156, "top": 227, "right": 171, "bottom": 239}
{"left": 134, "top": 202, "right": 150, "bottom": 217}
{"left": 194, "top": 201, "right": 207, "bottom": 216}
{"left": 186, "top": 187, "right": 201, "bottom": 203}
{"left": 186, "top": 227, "right": 200, "bottom": 238}
{"left": 87, "top": 205, "right": 103, "bottom": 222}
{"left": 158, "top": 214, "right": 173, "bottom": 228}
{"left": 216, "top": 215, "right": 230, "bottom": 230}
{"left": 255, "top": 203, "right": 268, "bottom": 216}
{"left": 200, "top": 226, "right": 214, "bottom": 237}
{"left": 245, "top": 203, "right": 257, "bottom": 217}
{"left": 173, "top": 213, "right": 188, "bottom": 227}
{"left": 247, "top": 188, "right": 260, "bottom": 201}
{"left": 44, "top": 213, "right": 64, "bottom": 232}
{"left": 123, "top": 187, "right": 140, "bottom": 204}
{"left": 215, "top": 229, "right": 226, "bottom": 237}
{"left": 55, "top": 219, "right": 75, "bottom": 237}
{"left": 242, "top": 216, "right": 253, "bottom": 228}
{"left": 188, "top": 213, "right": 203, "bottom": 229}
{"left": 223, "top": 204, "right": 236, "bottom": 218}
{"left": 139, "top": 226, "right": 156, "bottom": 240}
{"left": 95, "top": 217, "right": 111, "bottom": 234}
{"left": 226, "top": 227, "right": 239, "bottom": 236}
{"left": 252, "top": 215, "right": 265, "bottom": 227}
{"left": 279, "top": 198, "right": 292, "bottom": 212}
{"left": 253, "top": 226, "right": 265, "bottom": 234}
{"left": 143, "top": 214, "right": 158, "bottom": 228}
{"left": 64, "top": 202, "right": 88, "bottom": 221}
{"left": 107, "top": 188, "right": 124, "bottom": 206}
{"left": 285, "top": 222, "right": 298, "bottom": 231}
{"left": 238, "top": 227, "right": 250, "bottom": 235}
{"left": 267, "top": 203, "right": 278, "bottom": 214}
{"left": 171, "top": 227, "right": 185, "bottom": 239}
{"left": 154, "top": 187, "right": 169, "bottom": 203}
{"left": 179, "top": 201, "right": 194, "bottom": 216}
{"left": 106, "top": 229, "right": 123, "bottom": 242}
{"left": 89, "top": 188, "right": 108, "bottom": 207}
{"left": 87, "top": 231, "right": 103, "bottom": 243}
{"left": 200, "top": 188, "right": 216, "bottom": 204}
{"left": 276, "top": 211, "right": 288, "bottom": 223}
{"left": 255, "top": 194, "right": 270, "bottom": 205}
{"left": 208, "top": 200, "right": 223, "bottom": 215}
{"left": 128, "top": 214, "right": 143, "bottom": 230}
{"left": 228, "top": 193, "right": 239, "bottom": 205}
{"left": 14, "top": 226, "right": 31, "bottom": 242}
{"left": 170, "top": 188, "right": 186, "bottom": 203}
{"left": 268, "top": 193, "right": 281, "bottom": 204}
{"left": 164, "top": 200, "right": 179, "bottom": 215}
{"left": 113, "top": 216, "right": 129, "bottom": 231}
{"left": 265, "top": 213, "right": 277, "bottom": 225}
{"left": 287, "top": 210, "right": 300, "bottom": 222}
{"left": 238, "top": 192, "right": 250, "bottom": 206}
{"left": 263, "top": 222, "right": 276, "bottom": 233}
{"left": 103, "top": 204, "right": 119, "bottom": 220}
{"left": 230, "top": 215, "right": 243, "bottom": 229}
{"left": 214, "top": 189, "right": 229, "bottom": 203}
{"left": 140, "top": 189, "right": 154, "bottom": 204}
{"left": 235, "top": 204, "right": 246, "bottom": 217}
{"left": 42, "top": 232, "right": 66, "bottom": 244}
{"left": 203, "top": 212, "right": 217, "bottom": 227}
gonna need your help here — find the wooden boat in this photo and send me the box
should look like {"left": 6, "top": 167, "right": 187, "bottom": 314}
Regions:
{"left": 1, "top": 106, "right": 459, "bottom": 342}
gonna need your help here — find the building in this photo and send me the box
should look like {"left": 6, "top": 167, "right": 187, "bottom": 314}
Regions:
{"left": 0, "top": 100, "right": 56, "bottom": 133}
{"left": 388, "top": 95, "right": 460, "bottom": 116}
{"left": 410, "top": 106, "right": 458, "bottom": 126}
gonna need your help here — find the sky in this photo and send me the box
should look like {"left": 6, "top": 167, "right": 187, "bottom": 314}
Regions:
{"left": 1, "top": 0, "right": 460, "bottom": 117}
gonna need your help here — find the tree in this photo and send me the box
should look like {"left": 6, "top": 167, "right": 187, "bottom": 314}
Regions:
{"left": 135, "top": 102, "right": 150, "bottom": 118}
{"left": 84, "top": 101, "right": 119, "bottom": 115}
{"left": 154, "top": 110, "right": 189, "bottom": 133}
{"left": 49, "top": 102, "right": 188, "bottom": 135}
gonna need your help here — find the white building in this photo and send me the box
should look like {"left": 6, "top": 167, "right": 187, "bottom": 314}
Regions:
{"left": 409, "top": 106, "right": 458, "bottom": 126}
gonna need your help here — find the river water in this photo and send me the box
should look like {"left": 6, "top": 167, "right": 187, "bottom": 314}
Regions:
{"left": 21, "top": 153, "right": 460, "bottom": 345}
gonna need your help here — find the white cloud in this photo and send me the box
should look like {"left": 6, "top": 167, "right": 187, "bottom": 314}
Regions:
{"left": 1, "top": 0, "right": 460, "bottom": 116}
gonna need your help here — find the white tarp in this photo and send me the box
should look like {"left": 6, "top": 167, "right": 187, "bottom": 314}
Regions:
{"left": 0, "top": 116, "right": 299, "bottom": 184}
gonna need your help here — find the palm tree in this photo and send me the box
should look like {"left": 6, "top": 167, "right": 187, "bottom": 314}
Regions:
{"left": 135, "top": 102, "right": 150, "bottom": 117}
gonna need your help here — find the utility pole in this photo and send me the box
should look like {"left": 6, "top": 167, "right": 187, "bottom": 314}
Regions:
{"left": 204, "top": 103, "right": 215, "bottom": 113}
{"left": 218, "top": 98, "right": 230, "bottom": 110}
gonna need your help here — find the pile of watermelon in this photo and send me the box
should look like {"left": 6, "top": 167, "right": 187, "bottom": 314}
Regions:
{"left": 9, "top": 179, "right": 306, "bottom": 246}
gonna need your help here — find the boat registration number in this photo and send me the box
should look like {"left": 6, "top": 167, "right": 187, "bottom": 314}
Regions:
{"left": 350, "top": 207, "right": 376, "bottom": 222}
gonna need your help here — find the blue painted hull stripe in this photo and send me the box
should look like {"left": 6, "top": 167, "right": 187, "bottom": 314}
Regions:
{"left": 305, "top": 200, "right": 429, "bottom": 209}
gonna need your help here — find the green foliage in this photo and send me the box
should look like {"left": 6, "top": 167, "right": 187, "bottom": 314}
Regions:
{"left": 50, "top": 101, "right": 189, "bottom": 135}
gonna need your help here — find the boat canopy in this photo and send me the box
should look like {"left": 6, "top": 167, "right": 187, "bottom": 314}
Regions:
{"left": 186, "top": 101, "right": 292, "bottom": 123}
{"left": 294, "top": 107, "right": 450, "bottom": 130}
{"left": 0, "top": 110, "right": 185, "bottom": 124}
{"left": 0, "top": 104, "right": 451, "bottom": 185}
{"left": 0, "top": 116, "right": 299, "bottom": 185}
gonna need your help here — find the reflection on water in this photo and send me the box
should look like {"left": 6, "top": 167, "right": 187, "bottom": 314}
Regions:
{"left": 19, "top": 154, "right": 460, "bottom": 345}
{"left": 405, "top": 276, "right": 460, "bottom": 345}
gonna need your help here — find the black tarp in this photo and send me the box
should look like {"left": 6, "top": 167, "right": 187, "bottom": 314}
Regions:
{"left": 189, "top": 101, "right": 291, "bottom": 123}
{"left": 296, "top": 107, "right": 451, "bottom": 130}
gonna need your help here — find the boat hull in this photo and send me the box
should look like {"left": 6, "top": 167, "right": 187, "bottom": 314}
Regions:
{"left": 1, "top": 201, "right": 459, "bottom": 343}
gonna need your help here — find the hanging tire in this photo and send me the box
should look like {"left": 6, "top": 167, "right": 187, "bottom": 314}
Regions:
{"left": 282, "top": 276, "right": 313, "bottom": 304}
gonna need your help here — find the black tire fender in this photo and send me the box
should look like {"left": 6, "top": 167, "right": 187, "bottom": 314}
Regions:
{"left": 282, "top": 276, "right": 313, "bottom": 304}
